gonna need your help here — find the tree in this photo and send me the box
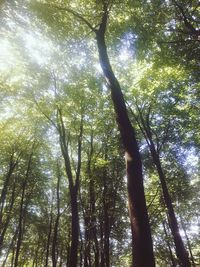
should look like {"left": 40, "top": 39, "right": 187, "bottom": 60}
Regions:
{"left": 31, "top": 1, "right": 155, "bottom": 265}
{"left": 0, "top": 0, "right": 199, "bottom": 266}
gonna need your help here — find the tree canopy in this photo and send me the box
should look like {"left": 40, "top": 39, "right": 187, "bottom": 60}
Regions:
{"left": 0, "top": 0, "right": 199, "bottom": 266}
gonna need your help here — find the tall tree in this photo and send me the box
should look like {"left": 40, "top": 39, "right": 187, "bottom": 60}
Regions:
{"left": 35, "top": 1, "right": 155, "bottom": 265}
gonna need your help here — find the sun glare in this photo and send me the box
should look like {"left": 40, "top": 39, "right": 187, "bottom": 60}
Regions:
{"left": 0, "top": 39, "right": 14, "bottom": 71}
{"left": 23, "top": 32, "right": 53, "bottom": 65}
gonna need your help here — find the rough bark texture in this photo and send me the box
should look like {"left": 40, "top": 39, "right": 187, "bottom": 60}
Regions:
{"left": 95, "top": 8, "right": 155, "bottom": 267}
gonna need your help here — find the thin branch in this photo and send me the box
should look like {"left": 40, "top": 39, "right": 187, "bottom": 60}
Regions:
{"left": 173, "top": 0, "right": 200, "bottom": 36}
{"left": 157, "top": 120, "right": 171, "bottom": 153}
{"left": 147, "top": 185, "right": 160, "bottom": 210}
{"left": 34, "top": 99, "right": 58, "bottom": 131}
{"left": 125, "top": 100, "right": 151, "bottom": 147}
{"left": 46, "top": 3, "right": 97, "bottom": 33}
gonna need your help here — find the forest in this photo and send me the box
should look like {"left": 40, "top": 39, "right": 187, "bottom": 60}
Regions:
{"left": 0, "top": 0, "right": 199, "bottom": 266}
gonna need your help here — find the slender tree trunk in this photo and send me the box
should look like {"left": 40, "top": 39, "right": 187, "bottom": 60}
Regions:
{"left": 69, "top": 190, "right": 79, "bottom": 266}
{"left": 149, "top": 141, "right": 191, "bottom": 267}
{"left": 66, "top": 244, "right": 70, "bottom": 267}
{"left": 95, "top": 10, "right": 155, "bottom": 267}
{"left": 134, "top": 105, "right": 191, "bottom": 266}
{"left": 102, "top": 153, "right": 110, "bottom": 267}
{"left": 52, "top": 216, "right": 59, "bottom": 267}
{"left": 52, "top": 163, "right": 61, "bottom": 267}
{"left": 57, "top": 109, "right": 83, "bottom": 267}
{"left": 14, "top": 182, "right": 26, "bottom": 267}
{"left": 45, "top": 209, "right": 53, "bottom": 267}
{"left": 0, "top": 154, "right": 18, "bottom": 225}
{"left": 180, "top": 217, "right": 196, "bottom": 267}
{"left": 32, "top": 245, "right": 39, "bottom": 267}
{"left": 103, "top": 212, "right": 110, "bottom": 267}
{"left": 83, "top": 214, "right": 91, "bottom": 267}
{"left": 100, "top": 220, "right": 105, "bottom": 267}
{"left": 163, "top": 220, "right": 177, "bottom": 267}
{"left": 84, "top": 132, "right": 99, "bottom": 267}
{"left": 14, "top": 148, "right": 34, "bottom": 267}
{"left": 0, "top": 180, "right": 16, "bottom": 250}
{"left": 59, "top": 247, "right": 63, "bottom": 267}
{"left": 2, "top": 227, "right": 18, "bottom": 267}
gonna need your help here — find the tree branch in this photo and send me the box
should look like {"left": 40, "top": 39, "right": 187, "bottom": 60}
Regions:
{"left": 46, "top": 3, "right": 97, "bottom": 33}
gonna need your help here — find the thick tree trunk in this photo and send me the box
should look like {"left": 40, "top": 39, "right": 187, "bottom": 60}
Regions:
{"left": 95, "top": 17, "right": 155, "bottom": 267}
{"left": 149, "top": 141, "right": 191, "bottom": 267}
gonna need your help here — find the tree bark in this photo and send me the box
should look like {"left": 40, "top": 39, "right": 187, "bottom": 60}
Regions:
{"left": 163, "top": 220, "right": 177, "bottom": 267}
{"left": 83, "top": 132, "right": 100, "bottom": 267}
{"left": 180, "top": 217, "right": 196, "bottom": 267}
{"left": 52, "top": 163, "right": 61, "bottom": 267}
{"left": 0, "top": 179, "right": 16, "bottom": 250}
{"left": 14, "top": 151, "right": 33, "bottom": 267}
{"left": 45, "top": 208, "right": 53, "bottom": 267}
{"left": 14, "top": 180, "right": 26, "bottom": 267}
{"left": 2, "top": 227, "right": 18, "bottom": 267}
{"left": 0, "top": 153, "right": 18, "bottom": 226}
{"left": 134, "top": 104, "right": 191, "bottom": 267}
{"left": 95, "top": 8, "right": 155, "bottom": 267}
{"left": 102, "top": 151, "right": 110, "bottom": 267}
{"left": 57, "top": 108, "right": 83, "bottom": 267}
{"left": 149, "top": 142, "right": 191, "bottom": 267}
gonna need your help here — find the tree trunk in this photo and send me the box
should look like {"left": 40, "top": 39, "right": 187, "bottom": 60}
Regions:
{"left": 0, "top": 179, "right": 16, "bottom": 250}
{"left": 69, "top": 190, "right": 79, "bottom": 267}
{"left": 0, "top": 154, "right": 18, "bottom": 225}
{"left": 84, "top": 132, "right": 99, "bottom": 267}
{"left": 100, "top": 219, "right": 105, "bottom": 267}
{"left": 2, "top": 227, "right": 18, "bottom": 267}
{"left": 57, "top": 108, "right": 83, "bottom": 267}
{"left": 95, "top": 12, "right": 155, "bottom": 267}
{"left": 45, "top": 209, "right": 53, "bottom": 267}
{"left": 180, "top": 217, "right": 196, "bottom": 267}
{"left": 14, "top": 181, "right": 26, "bottom": 267}
{"left": 52, "top": 163, "right": 61, "bottom": 267}
{"left": 102, "top": 154, "right": 110, "bottom": 267}
{"left": 149, "top": 140, "right": 191, "bottom": 267}
{"left": 163, "top": 220, "right": 177, "bottom": 267}
{"left": 135, "top": 105, "right": 191, "bottom": 267}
